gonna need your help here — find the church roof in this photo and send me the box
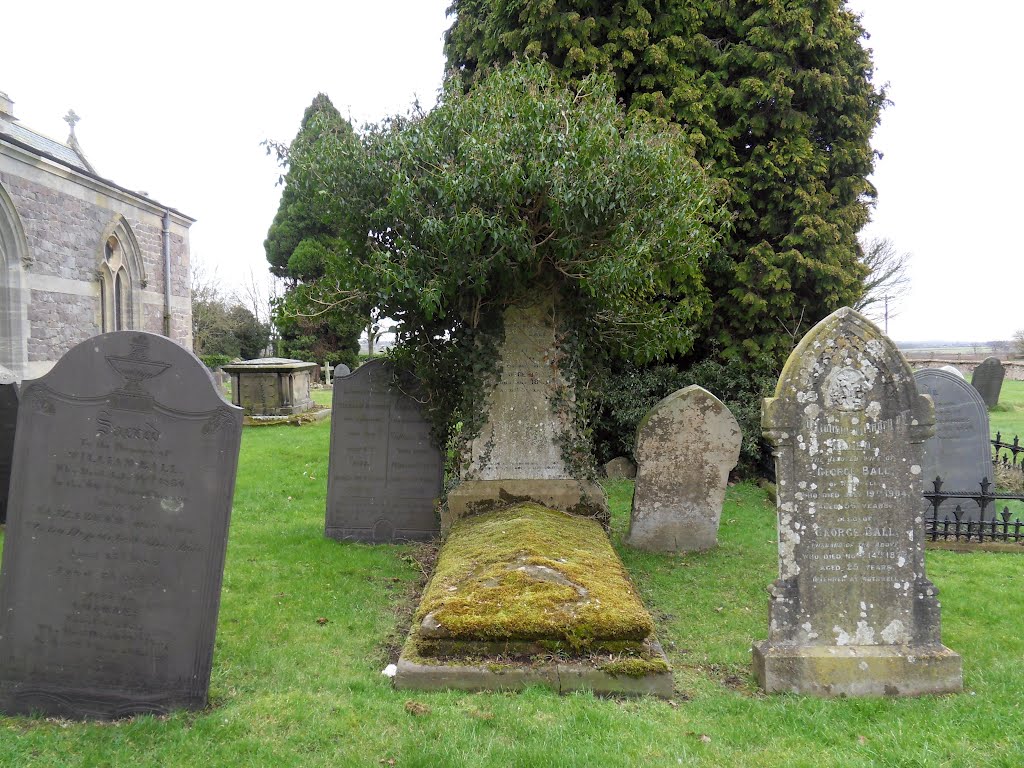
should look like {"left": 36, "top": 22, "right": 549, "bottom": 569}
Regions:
{"left": 0, "top": 114, "right": 92, "bottom": 173}
{"left": 0, "top": 100, "right": 194, "bottom": 223}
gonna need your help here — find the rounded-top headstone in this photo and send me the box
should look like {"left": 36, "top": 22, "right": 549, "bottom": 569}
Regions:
{"left": 971, "top": 357, "right": 1005, "bottom": 408}
{"left": 914, "top": 368, "right": 992, "bottom": 521}
{"left": 627, "top": 385, "right": 741, "bottom": 553}
{"left": 0, "top": 331, "right": 243, "bottom": 719}
{"left": 603, "top": 456, "right": 636, "bottom": 480}
{"left": 939, "top": 365, "right": 966, "bottom": 380}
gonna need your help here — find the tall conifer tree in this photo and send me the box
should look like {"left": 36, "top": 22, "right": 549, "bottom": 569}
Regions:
{"left": 265, "top": 94, "right": 364, "bottom": 366}
{"left": 445, "top": 1, "right": 885, "bottom": 369}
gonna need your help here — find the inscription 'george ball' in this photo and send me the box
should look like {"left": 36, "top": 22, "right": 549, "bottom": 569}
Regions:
{"left": 753, "top": 308, "right": 962, "bottom": 697}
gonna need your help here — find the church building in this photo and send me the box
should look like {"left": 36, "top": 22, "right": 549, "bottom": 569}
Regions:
{"left": 0, "top": 90, "right": 193, "bottom": 380}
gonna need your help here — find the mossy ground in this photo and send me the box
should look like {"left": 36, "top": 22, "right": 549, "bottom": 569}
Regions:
{"left": 414, "top": 503, "right": 653, "bottom": 648}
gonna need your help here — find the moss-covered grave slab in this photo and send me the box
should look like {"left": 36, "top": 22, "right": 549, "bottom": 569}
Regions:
{"left": 394, "top": 503, "right": 672, "bottom": 697}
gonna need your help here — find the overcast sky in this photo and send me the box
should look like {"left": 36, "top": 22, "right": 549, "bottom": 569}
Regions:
{"left": 3, "top": 1, "right": 1020, "bottom": 343}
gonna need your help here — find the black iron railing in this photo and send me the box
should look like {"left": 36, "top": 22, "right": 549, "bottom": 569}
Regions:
{"left": 992, "top": 432, "right": 1024, "bottom": 471}
{"left": 923, "top": 477, "right": 1024, "bottom": 543}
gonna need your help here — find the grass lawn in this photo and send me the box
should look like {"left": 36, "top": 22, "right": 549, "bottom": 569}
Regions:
{"left": 0, "top": 415, "right": 1022, "bottom": 766}
{"left": 988, "top": 379, "right": 1024, "bottom": 441}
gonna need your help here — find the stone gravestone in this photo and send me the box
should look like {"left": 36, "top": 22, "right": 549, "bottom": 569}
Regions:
{"left": 446, "top": 297, "right": 606, "bottom": 529}
{"left": 0, "top": 365, "right": 16, "bottom": 525}
{"left": 603, "top": 456, "right": 636, "bottom": 480}
{"left": 971, "top": 357, "right": 1005, "bottom": 408}
{"left": 627, "top": 386, "right": 742, "bottom": 553}
{"left": 326, "top": 359, "right": 443, "bottom": 543}
{"left": 0, "top": 332, "right": 243, "bottom": 719}
{"left": 914, "top": 368, "right": 993, "bottom": 522}
{"left": 754, "top": 307, "right": 962, "bottom": 697}
{"left": 939, "top": 365, "right": 965, "bottom": 380}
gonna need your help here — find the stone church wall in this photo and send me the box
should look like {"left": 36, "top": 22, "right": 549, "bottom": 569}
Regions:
{"left": 0, "top": 142, "right": 192, "bottom": 380}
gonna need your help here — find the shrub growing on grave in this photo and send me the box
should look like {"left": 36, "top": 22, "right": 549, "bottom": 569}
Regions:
{"left": 267, "top": 60, "right": 726, "bottom": 467}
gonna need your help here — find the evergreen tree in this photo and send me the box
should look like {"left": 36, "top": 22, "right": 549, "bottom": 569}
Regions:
{"left": 265, "top": 94, "right": 364, "bottom": 367}
{"left": 277, "top": 61, "right": 724, "bottom": 448}
{"left": 445, "top": 0, "right": 885, "bottom": 371}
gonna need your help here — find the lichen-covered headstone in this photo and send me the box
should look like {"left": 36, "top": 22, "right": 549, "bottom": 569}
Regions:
{"left": 603, "top": 456, "right": 636, "bottom": 480}
{"left": 0, "top": 332, "right": 243, "bottom": 719}
{"left": 0, "top": 365, "right": 16, "bottom": 525}
{"left": 326, "top": 359, "right": 442, "bottom": 543}
{"left": 446, "top": 297, "right": 606, "bottom": 529}
{"left": 915, "top": 368, "right": 992, "bottom": 522}
{"left": 970, "top": 357, "right": 1005, "bottom": 407}
{"left": 627, "top": 386, "right": 741, "bottom": 553}
{"left": 753, "top": 308, "right": 961, "bottom": 697}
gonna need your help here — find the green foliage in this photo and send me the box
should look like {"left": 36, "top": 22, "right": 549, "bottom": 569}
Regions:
{"left": 586, "top": 356, "right": 775, "bottom": 477}
{"left": 445, "top": 0, "right": 884, "bottom": 370}
{"left": 271, "top": 281, "right": 362, "bottom": 368}
{"left": 265, "top": 93, "right": 366, "bottom": 366}
{"left": 281, "top": 60, "right": 725, "bottom": 452}
{"left": 199, "top": 353, "right": 232, "bottom": 370}
{"left": 192, "top": 296, "right": 270, "bottom": 361}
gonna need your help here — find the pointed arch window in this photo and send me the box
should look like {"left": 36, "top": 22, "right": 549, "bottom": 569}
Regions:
{"left": 100, "top": 235, "right": 131, "bottom": 332}
{"left": 97, "top": 217, "right": 145, "bottom": 334}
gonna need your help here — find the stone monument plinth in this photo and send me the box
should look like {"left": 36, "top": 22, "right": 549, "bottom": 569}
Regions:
{"left": 445, "top": 298, "right": 606, "bottom": 529}
{"left": 222, "top": 357, "right": 317, "bottom": 417}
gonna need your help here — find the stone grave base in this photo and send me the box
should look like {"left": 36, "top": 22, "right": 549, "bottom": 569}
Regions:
{"left": 396, "top": 503, "right": 671, "bottom": 698}
{"left": 753, "top": 641, "right": 963, "bottom": 697}
{"left": 443, "top": 479, "right": 608, "bottom": 532}
{"left": 242, "top": 407, "right": 330, "bottom": 427}
{"left": 395, "top": 637, "right": 673, "bottom": 698}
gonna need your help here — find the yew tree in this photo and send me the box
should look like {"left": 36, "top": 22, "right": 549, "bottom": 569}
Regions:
{"left": 265, "top": 94, "right": 364, "bottom": 366}
{"left": 445, "top": 0, "right": 886, "bottom": 371}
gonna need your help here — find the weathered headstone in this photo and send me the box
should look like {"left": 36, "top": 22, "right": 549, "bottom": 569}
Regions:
{"left": 326, "top": 359, "right": 442, "bottom": 543}
{"left": 0, "top": 365, "right": 16, "bottom": 525}
{"left": 603, "top": 456, "right": 636, "bottom": 480}
{"left": 939, "top": 365, "right": 965, "bottom": 380}
{"left": 971, "top": 357, "right": 1005, "bottom": 407}
{"left": 627, "top": 386, "right": 741, "bottom": 553}
{"left": 221, "top": 357, "right": 317, "bottom": 416}
{"left": 0, "top": 332, "right": 243, "bottom": 719}
{"left": 915, "top": 368, "right": 992, "bottom": 521}
{"left": 446, "top": 297, "right": 606, "bottom": 528}
{"left": 754, "top": 308, "right": 962, "bottom": 697}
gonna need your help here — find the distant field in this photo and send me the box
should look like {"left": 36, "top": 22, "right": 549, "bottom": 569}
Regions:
{"left": 900, "top": 344, "right": 1015, "bottom": 361}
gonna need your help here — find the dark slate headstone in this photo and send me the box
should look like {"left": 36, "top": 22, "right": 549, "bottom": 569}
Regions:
{"left": 753, "top": 308, "right": 961, "bottom": 697}
{"left": 914, "top": 368, "right": 992, "bottom": 522}
{"left": 0, "top": 332, "right": 243, "bottom": 719}
{"left": 971, "top": 357, "right": 1005, "bottom": 408}
{"left": 325, "top": 359, "right": 442, "bottom": 542}
{"left": 0, "top": 366, "right": 17, "bottom": 525}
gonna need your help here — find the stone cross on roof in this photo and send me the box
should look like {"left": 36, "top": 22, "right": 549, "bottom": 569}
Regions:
{"left": 63, "top": 109, "right": 80, "bottom": 138}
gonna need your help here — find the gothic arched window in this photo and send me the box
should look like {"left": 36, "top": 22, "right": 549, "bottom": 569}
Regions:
{"left": 97, "top": 217, "right": 145, "bottom": 333}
